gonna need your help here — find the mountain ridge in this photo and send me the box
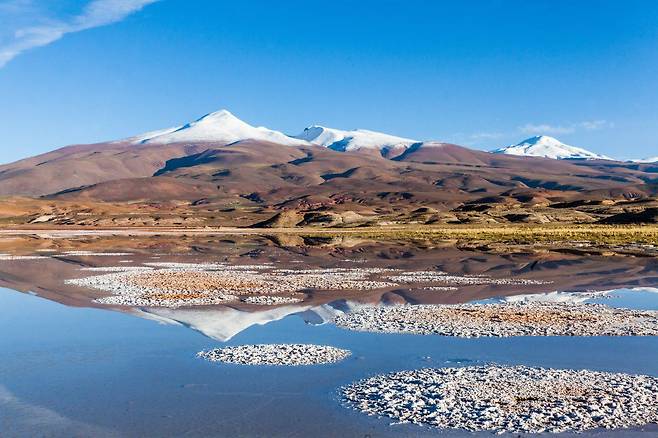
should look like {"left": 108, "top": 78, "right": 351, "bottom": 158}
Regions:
{"left": 2, "top": 108, "right": 658, "bottom": 229}
{"left": 105, "top": 109, "right": 626, "bottom": 163}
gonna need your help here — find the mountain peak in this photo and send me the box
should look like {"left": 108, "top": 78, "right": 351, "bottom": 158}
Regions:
{"left": 526, "top": 134, "right": 558, "bottom": 142}
{"left": 125, "top": 109, "right": 307, "bottom": 146}
{"left": 192, "top": 109, "right": 241, "bottom": 124}
{"left": 294, "top": 125, "right": 417, "bottom": 152}
{"left": 492, "top": 136, "right": 612, "bottom": 160}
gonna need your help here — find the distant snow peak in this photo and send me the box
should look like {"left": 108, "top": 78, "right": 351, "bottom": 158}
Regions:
{"left": 632, "top": 156, "right": 658, "bottom": 163}
{"left": 295, "top": 125, "right": 418, "bottom": 152}
{"left": 126, "top": 109, "right": 307, "bottom": 146}
{"left": 492, "top": 135, "right": 612, "bottom": 160}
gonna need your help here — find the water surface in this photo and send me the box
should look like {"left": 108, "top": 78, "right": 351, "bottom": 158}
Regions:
{"left": 1, "top": 237, "right": 658, "bottom": 437}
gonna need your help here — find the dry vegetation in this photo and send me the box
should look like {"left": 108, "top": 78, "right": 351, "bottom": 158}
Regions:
{"left": 1, "top": 195, "right": 657, "bottom": 247}
{"left": 319, "top": 224, "right": 658, "bottom": 245}
{"left": 2, "top": 222, "right": 658, "bottom": 246}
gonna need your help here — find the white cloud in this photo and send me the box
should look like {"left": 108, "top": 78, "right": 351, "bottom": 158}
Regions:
{"left": 578, "top": 120, "right": 614, "bottom": 130}
{"left": 450, "top": 119, "right": 614, "bottom": 148}
{"left": 519, "top": 120, "right": 612, "bottom": 136}
{"left": 446, "top": 131, "right": 505, "bottom": 146}
{"left": 469, "top": 132, "right": 505, "bottom": 141}
{"left": 0, "top": 0, "right": 159, "bottom": 68}
{"left": 519, "top": 123, "right": 575, "bottom": 135}
{"left": 0, "top": 384, "right": 118, "bottom": 436}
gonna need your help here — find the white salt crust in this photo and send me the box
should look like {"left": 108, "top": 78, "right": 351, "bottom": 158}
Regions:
{"left": 334, "top": 302, "right": 658, "bottom": 337}
{"left": 65, "top": 263, "right": 395, "bottom": 308}
{"left": 342, "top": 365, "right": 658, "bottom": 433}
{"left": 198, "top": 344, "right": 351, "bottom": 366}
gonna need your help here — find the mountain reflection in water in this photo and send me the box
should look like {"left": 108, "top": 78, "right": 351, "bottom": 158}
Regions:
{"left": 0, "top": 235, "right": 657, "bottom": 437}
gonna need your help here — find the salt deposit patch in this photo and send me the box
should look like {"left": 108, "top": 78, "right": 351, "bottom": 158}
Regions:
{"left": 60, "top": 251, "right": 133, "bottom": 256}
{"left": 241, "top": 295, "right": 303, "bottom": 305}
{"left": 80, "top": 266, "right": 154, "bottom": 272}
{"left": 98, "top": 292, "right": 240, "bottom": 308}
{"left": 144, "top": 262, "right": 271, "bottom": 270}
{"left": 65, "top": 263, "right": 396, "bottom": 308}
{"left": 65, "top": 262, "right": 567, "bottom": 309}
{"left": 197, "top": 344, "right": 351, "bottom": 366}
{"left": 335, "top": 302, "right": 658, "bottom": 337}
{"left": 342, "top": 365, "right": 658, "bottom": 433}
{"left": 0, "top": 255, "right": 48, "bottom": 261}
{"left": 387, "top": 271, "right": 552, "bottom": 286}
{"left": 489, "top": 290, "right": 614, "bottom": 304}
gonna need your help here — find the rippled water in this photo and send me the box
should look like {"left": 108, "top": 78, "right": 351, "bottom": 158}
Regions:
{"left": 1, "top": 238, "right": 658, "bottom": 437}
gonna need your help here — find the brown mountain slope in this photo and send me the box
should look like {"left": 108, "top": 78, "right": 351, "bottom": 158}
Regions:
{"left": 43, "top": 141, "right": 656, "bottom": 209}
{"left": 3, "top": 137, "right": 658, "bottom": 227}
{"left": 4, "top": 136, "right": 653, "bottom": 201}
{"left": 0, "top": 141, "right": 212, "bottom": 196}
{"left": 49, "top": 177, "right": 222, "bottom": 202}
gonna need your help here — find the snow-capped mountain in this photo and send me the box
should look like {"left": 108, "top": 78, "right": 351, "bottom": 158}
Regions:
{"left": 136, "top": 305, "right": 310, "bottom": 341}
{"left": 119, "top": 110, "right": 621, "bottom": 163}
{"left": 124, "top": 109, "right": 308, "bottom": 146}
{"left": 631, "top": 157, "right": 658, "bottom": 163}
{"left": 132, "top": 302, "right": 347, "bottom": 341}
{"left": 492, "top": 135, "right": 612, "bottom": 160}
{"left": 294, "top": 125, "right": 418, "bottom": 152}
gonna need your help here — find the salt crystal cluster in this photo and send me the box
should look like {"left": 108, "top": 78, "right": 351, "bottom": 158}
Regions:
{"left": 335, "top": 302, "right": 658, "bottom": 337}
{"left": 66, "top": 263, "right": 395, "bottom": 308}
{"left": 0, "top": 254, "right": 48, "bottom": 261}
{"left": 198, "top": 344, "right": 351, "bottom": 366}
{"left": 388, "top": 271, "right": 552, "bottom": 286}
{"left": 342, "top": 365, "right": 658, "bottom": 433}
{"left": 241, "top": 295, "right": 303, "bottom": 305}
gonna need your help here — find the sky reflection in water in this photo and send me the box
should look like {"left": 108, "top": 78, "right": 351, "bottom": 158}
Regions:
{"left": 1, "top": 284, "right": 658, "bottom": 437}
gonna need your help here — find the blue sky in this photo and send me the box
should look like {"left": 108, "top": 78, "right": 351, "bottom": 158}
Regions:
{"left": 1, "top": 0, "right": 657, "bottom": 163}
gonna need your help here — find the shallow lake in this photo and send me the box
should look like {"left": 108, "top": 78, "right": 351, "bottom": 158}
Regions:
{"left": 1, "top": 236, "right": 657, "bottom": 437}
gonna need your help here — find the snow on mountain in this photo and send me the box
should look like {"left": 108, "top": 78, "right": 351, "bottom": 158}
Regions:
{"left": 132, "top": 302, "right": 347, "bottom": 341}
{"left": 123, "top": 126, "right": 180, "bottom": 144}
{"left": 492, "top": 135, "right": 612, "bottom": 160}
{"left": 294, "top": 125, "right": 418, "bottom": 152}
{"left": 136, "top": 305, "right": 311, "bottom": 341}
{"left": 489, "top": 290, "right": 613, "bottom": 304}
{"left": 125, "top": 109, "right": 308, "bottom": 146}
{"left": 631, "top": 157, "right": 658, "bottom": 163}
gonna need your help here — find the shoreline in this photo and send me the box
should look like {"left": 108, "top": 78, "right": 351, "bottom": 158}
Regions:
{"left": 0, "top": 223, "right": 657, "bottom": 237}
{"left": 1, "top": 225, "right": 657, "bottom": 256}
